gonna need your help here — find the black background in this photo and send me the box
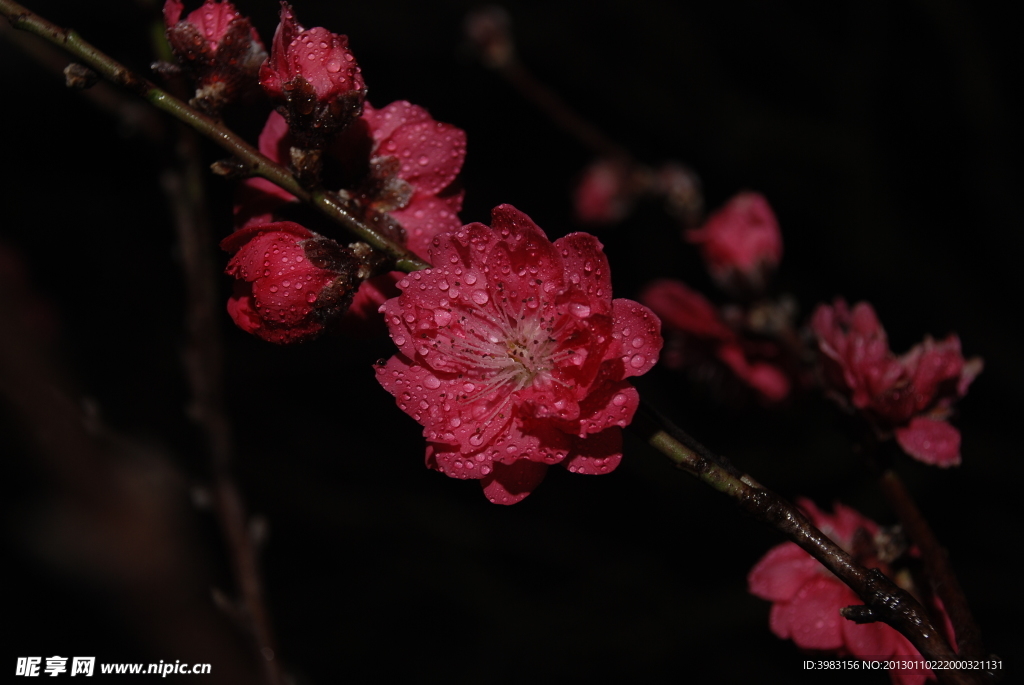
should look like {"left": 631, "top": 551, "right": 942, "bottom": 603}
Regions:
{"left": 2, "top": 0, "right": 1020, "bottom": 682}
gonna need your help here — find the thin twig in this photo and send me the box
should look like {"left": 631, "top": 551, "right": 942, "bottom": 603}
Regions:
{"left": 0, "top": 0, "right": 430, "bottom": 272}
{"left": 878, "top": 467, "right": 988, "bottom": 661}
{"left": 633, "top": 400, "right": 984, "bottom": 685}
{"left": 155, "top": 25, "right": 286, "bottom": 677}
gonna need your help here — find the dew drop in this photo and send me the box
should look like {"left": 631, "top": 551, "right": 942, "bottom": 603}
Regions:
{"left": 472, "top": 290, "right": 489, "bottom": 305}
{"left": 423, "top": 375, "right": 441, "bottom": 389}
{"left": 630, "top": 354, "right": 646, "bottom": 369}
{"left": 569, "top": 302, "right": 591, "bottom": 318}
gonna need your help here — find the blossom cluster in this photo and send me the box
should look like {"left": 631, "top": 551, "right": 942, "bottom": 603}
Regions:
{"left": 749, "top": 499, "right": 953, "bottom": 685}
{"left": 812, "top": 300, "right": 981, "bottom": 467}
{"left": 162, "top": 2, "right": 466, "bottom": 342}
{"left": 640, "top": 193, "right": 791, "bottom": 402}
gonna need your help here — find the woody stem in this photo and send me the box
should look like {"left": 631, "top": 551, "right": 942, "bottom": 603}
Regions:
{"left": 634, "top": 401, "right": 982, "bottom": 685}
{"left": 0, "top": 0, "right": 431, "bottom": 272}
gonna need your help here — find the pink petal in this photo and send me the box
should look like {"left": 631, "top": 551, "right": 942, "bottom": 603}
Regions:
{"left": 747, "top": 542, "right": 822, "bottom": 602}
{"left": 715, "top": 343, "right": 790, "bottom": 401}
{"left": 575, "top": 381, "right": 639, "bottom": 436}
{"left": 562, "top": 428, "right": 623, "bottom": 474}
{"left": 386, "top": 119, "right": 467, "bottom": 196}
{"left": 640, "top": 279, "right": 734, "bottom": 340}
{"left": 770, "top": 576, "right": 849, "bottom": 650}
{"left": 391, "top": 189, "right": 464, "bottom": 258}
{"left": 481, "top": 460, "right": 549, "bottom": 505}
{"left": 895, "top": 417, "right": 961, "bottom": 467}
{"left": 553, "top": 232, "right": 614, "bottom": 315}
{"left": 363, "top": 101, "right": 431, "bottom": 148}
{"left": 163, "top": 0, "right": 184, "bottom": 26}
{"left": 608, "top": 299, "right": 663, "bottom": 378}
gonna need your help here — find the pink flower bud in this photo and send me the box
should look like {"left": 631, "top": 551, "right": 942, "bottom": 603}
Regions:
{"left": 686, "top": 192, "right": 782, "bottom": 291}
{"left": 163, "top": 0, "right": 266, "bottom": 114}
{"left": 221, "top": 222, "right": 365, "bottom": 344}
{"left": 573, "top": 159, "right": 633, "bottom": 225}
{"left": 375, "top": 205, "right": 663, "bottom": 504}
{"left": 259, "top": 3, "right": 366, "bottom": 146}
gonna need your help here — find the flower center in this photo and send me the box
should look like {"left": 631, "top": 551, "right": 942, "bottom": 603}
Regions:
{"left": 432, "top": 297, "right": 575, "bottom": 404}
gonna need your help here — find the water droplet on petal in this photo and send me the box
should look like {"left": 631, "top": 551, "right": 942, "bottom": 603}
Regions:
{"left": 569, "top": 302, "right": 591, "bottom": 318}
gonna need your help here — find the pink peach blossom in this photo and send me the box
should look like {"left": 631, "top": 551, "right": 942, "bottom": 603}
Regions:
{"left": 686, "top": 192, "right": 782, "bottom": 290}
{"left": 259, "top": 3, "right": 366, "bottom": 142}
{"left": 221, "top": 222, "right": 362, "bottom": 344}
{"left": 812, "top": 299, "right": 982, "bottom": 466}
{"left": 749, "top": 499, "right": 950, "bottom": 685}
{"left": 163, "top": 0, "right": 265, "bottom": 112}
{"left": 376, "top": 205, "right": 662, "bottom": 503}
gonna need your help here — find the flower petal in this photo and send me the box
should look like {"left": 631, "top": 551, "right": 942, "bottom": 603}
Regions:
{"left": 481, "top": 460, "right": 549, "bottom": 505}
{"left": 895, "top": 417, "right": 961, "bottom": 467}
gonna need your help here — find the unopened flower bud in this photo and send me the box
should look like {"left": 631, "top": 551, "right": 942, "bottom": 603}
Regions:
{"left": 163, "top": 0, "right": 267, "bottom": 115}
{"left": 259, "top": 3, "right": 367, "bottom": 148}
{"left": 221, "top": 221, "right": 372, "bottom": 343}
{"left": 686, "top": 192, "right": 782, "bottom": 293}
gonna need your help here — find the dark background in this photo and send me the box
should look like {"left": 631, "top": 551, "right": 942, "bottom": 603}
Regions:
{"left": 2, "top": 0, "right": 1020, "bottom": 682}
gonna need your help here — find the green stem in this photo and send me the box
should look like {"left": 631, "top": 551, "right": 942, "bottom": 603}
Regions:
{"left": 0, "top": 0, "right": 431, "bottom": 272}
{"left": 634, "top": 403, "right": 981, "bottom": 685}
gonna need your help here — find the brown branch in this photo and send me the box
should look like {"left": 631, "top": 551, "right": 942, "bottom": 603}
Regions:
{"left": 634, "top": 401, "right": 984, "bottom": 685}
{"left": 878, "top": 467, "right": 989, "bottom": 661}
{"left": 0, "top": 0, "right": 429, "bottom": 272}
{"left": 161, "top": 90, "right": 285, "bottom": 685}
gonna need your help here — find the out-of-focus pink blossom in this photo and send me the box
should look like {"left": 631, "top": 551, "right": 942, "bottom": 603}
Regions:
{"left": 376, "top": 205, "right": 662, "bottom": 504}
{"left": 573, "top": 159, "right": 634, "bottom": 225}
{"left": 749, "top": 499, "right": 951, "bottom": 685}
{"left": 221, "top": 221, "right": 364, "bottom": 344}
{"left": 259, "top": 3, "right": 366, "bottom": 143}
{"left": 812, "top": 300, "right": 982, "bottom": 466}
{"left": 163, "top": 0, "right": 266, "bottom": 113}
{"left": 641, "top": 279, "right": 790, "bottom": 402}
{"left": 686, "top": 192, "right": 782, "bottom": 291}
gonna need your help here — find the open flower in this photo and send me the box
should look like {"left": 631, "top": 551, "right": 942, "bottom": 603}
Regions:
{"left": 376, "top": 205, "right": 662, "bottom": 503}
{"left": 163, "top": 0, "right": 266, "bottom": 113}
{"left": 259, "top": 2, "right": 366, "bottom": 144}
{"left": 221, "top": 221, "right": 371, "bottom": 343}
{"left": 812, "top": 299, "right": 982, "bottom": 466}
{"left": 749, "top": 499, "right": 951, "bottom": 685}
{"left": 686, "top": 192, "right": 782, "bottom": 291}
